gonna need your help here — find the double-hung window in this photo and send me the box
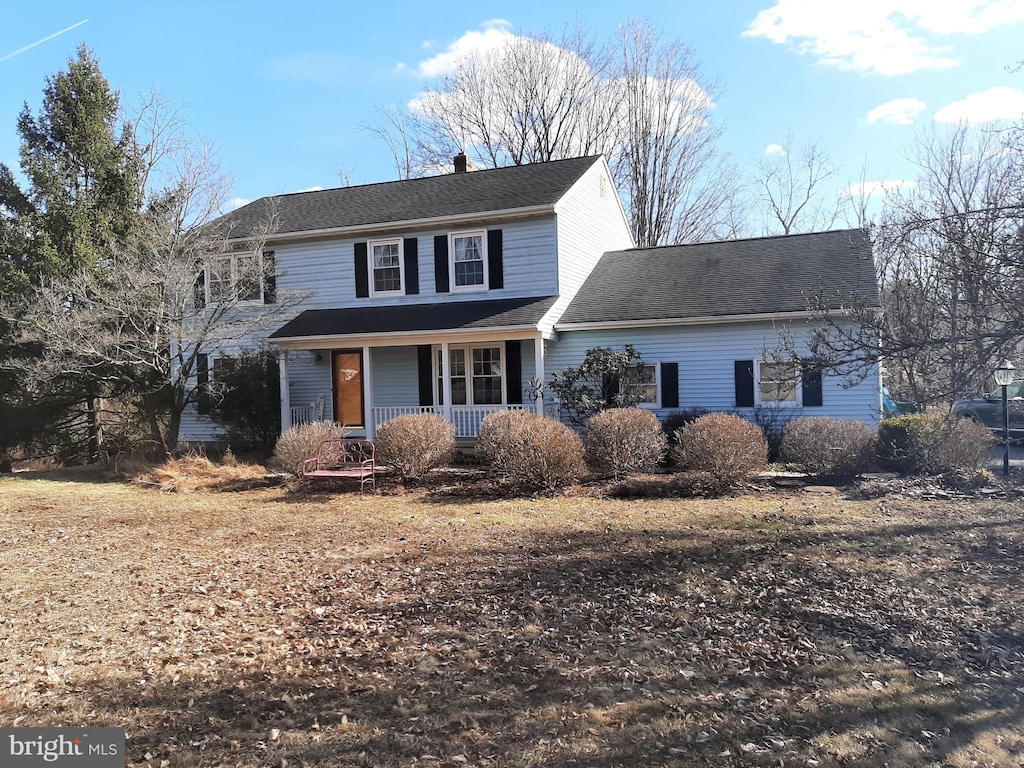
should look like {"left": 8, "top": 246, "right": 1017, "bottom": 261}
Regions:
{"left": 206, "top": 251, "right": 264, "bottom": 304}
{"left": 757, "top": 360, "right": 800, "bottom": 405}
{"left": 449, "top": 230, "right": 487, "bottom": 291}
{"left": 371, "top": 239, "right": 403, "bottom": 295}
{"left": 435, "top": 344, "right": 504, "bottom": 405}
{"left": 623, "top": 363, "right": 659, "bottom": 407}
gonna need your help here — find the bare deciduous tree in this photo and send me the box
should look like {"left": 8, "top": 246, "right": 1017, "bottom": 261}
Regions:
{"left": 755, "top": 134, "right": 841, "bottom": 235}
{"left": 797, "top": 122, "right": 1024, "bottom": 404}
{"left": 365, "top": 19, "right": 741, "bottom": 245}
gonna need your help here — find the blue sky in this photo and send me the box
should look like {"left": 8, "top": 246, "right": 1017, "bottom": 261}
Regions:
{"left": 3, "top": 1, "right": 1023, "bottom": 221}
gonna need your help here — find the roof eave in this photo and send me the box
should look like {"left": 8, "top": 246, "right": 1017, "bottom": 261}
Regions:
{"left": 228, "top": 203, "right": 558, "bottom": 246}
{"left": 269, "top": 324, "right": 545, "bottom": 349}
{"left": 555, "top": 309, "right": 860, "bottom": 331}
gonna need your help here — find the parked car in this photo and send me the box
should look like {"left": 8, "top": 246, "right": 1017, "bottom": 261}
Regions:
{"left": 951, "top": 381, "right": 1024, "bottom": 439}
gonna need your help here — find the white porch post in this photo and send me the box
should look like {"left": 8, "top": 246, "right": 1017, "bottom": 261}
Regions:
{"left": 279, "top": 349, "right": 291, "bottom": 434}
{"left": 534, "top": 337, "right": 545, "bottom": 415}
{"left": 440, "top": 341, "right": 452, "bottom": 424}
{"left": 363, "top": 346, "right": 374, "bottom": 439}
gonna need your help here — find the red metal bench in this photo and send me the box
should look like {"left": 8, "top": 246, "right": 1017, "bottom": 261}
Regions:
{"left": 301, "top": 439, "right": 376, "bottom": 493}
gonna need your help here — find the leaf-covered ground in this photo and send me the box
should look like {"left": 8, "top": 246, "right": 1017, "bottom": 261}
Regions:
{"left": 1, "top": 471, "right": 1022, "bottom": 767}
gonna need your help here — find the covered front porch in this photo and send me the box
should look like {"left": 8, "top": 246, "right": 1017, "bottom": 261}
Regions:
{"left": 269, "top": 296, "right": 558, "bottom": 440}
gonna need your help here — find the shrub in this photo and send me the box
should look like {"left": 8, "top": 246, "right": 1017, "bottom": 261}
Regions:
{"left": 672, "top": 413, "right": 767, "bottom": 491}
{"left": 477, "top": 410, "right": 584, "bottom": 493}
{"left": 751, "top": 404, "right": 802, "bottom": 460}
{"left": 781, "top": 417, "right": 874, "bottom": 479}
{"left": 374, "top": 414, "right": 455, "bottom": 483}
{"left": 270, "top": 420, "right": 347, "bottom": 476}
{"left": 877, "top": 411, "right": 993, "bottom": 474}
{"left": 661, "top": 408, "right": 711, "bottom": 447}
{"left": 585, "top": 407, "right": 667, "bottom": 479}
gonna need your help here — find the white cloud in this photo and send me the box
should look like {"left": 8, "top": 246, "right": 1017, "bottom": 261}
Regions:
{"left": 839, "top": 179, "right": 915, "bottom": 198}
{"left": 743, "top": 0, "right": 1024, "bottom": 75}
{"left": 292, "top": 186, "right": 325, "bottom": 194}
{"left": 933, "top": 86, "right": 1024, "bottom": 123}
{"left": 414, "top": 19, "right": 514, "bottom": 78}
{"left": 230, "top": 197, "right": 251, "bottom": 210}
{"left": 865, "top": 97, "right": 927, "bottom": 125}
{"left": 764, "top": 143, "right": 786, "bottom": 155}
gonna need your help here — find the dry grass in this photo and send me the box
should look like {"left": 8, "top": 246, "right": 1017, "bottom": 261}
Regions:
{"left": 133, "top": 454, "right": 275, "bottom": 493}
{"left": 1, "top": 470, "right": 1022, "bottom": 767}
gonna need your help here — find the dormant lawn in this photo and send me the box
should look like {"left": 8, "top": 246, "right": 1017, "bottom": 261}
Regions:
{"left": 1, "top": 468, "right": 1022, "bottom": 767}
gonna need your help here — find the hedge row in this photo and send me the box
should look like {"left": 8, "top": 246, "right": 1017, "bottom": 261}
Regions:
{"left": 272, "top": 408, "right": 995, "bottom": 493}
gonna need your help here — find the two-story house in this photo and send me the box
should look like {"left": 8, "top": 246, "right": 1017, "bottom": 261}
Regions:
{"left": 179, "top": 155, "right": 881, "bottom": 443}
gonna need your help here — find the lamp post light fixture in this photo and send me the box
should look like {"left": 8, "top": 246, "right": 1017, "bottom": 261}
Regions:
{"left": 994, "top": 359, "right": 1015, "bottom": 478}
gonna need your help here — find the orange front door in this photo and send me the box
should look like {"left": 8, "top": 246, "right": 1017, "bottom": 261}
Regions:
{"left": 332, "top": 350, "right": 364, "bottom": 428}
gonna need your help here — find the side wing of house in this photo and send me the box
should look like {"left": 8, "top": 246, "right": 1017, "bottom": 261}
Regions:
{"left": 547, "top": 229, "right": 883, "bottom": 427}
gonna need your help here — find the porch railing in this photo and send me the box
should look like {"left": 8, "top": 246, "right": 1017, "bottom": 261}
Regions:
{"left": 371, "top": 404, "right": 529, "bottom": 438}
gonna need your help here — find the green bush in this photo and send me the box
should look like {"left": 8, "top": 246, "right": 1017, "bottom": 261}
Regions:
{"left": 477, "top": 410, "right": 584, "bottom": 493}
{"left": 585, "top": 407, "right": 667, "bottom": 479}
{"left": 781, "top": 416, "right": 874, "bottom": 479}
{"left": 374, "top": 414, "right": 455, "bottom": 483}
{"left": 877, "top": 411, "right": 993, "bottom": 474}
{"left": 270, "top": 420, "right": 347, "bottom": 476}
{"left": 672, "top": 413, "right": 767, "bottom": 491}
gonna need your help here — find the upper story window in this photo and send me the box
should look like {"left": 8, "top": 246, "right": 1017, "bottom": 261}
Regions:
{"left": 757, "top": 360, "right": 800, "bottom": 405}
{"left": 206, "top": 251, "right": 267, "bottom": 305}
{"left": 371, "top": 239, "right": 403, "bottom": 295}
{"left": 449, "top": 230, "right": 487, "bottom": 292}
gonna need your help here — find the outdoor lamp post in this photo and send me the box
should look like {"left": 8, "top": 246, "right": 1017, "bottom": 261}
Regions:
{"left": 994, "top": 359, "right": 1015, "bottom": 478}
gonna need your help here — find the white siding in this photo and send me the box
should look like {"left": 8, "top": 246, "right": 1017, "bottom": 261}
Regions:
{"left": 286, "top": 349, "right": 334, "bottom": 419}
{"left": 371, "top": 346, "right": 421, "bottom": 407}
{"left": 275, "top": 217, "right": 559, "bottom": 310}
{"left": 544, "top": 160, "right": 633, "bottom": 334}
{"left": 545, "top": 321, "right": 882, "bottom": 425}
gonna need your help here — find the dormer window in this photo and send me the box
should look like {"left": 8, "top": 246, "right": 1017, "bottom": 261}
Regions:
{"left": 450, "top": 230, "right": 487, "bottom": 292}
{"left": 370, "top": 239, "right": 404, "bottom": 295}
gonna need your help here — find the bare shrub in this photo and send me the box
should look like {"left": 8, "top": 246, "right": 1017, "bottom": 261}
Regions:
{"left": 585, "top": 407, "right": 667, "bottom": 479}
{"left": 877, "top": 411, "right": 993, "bottom": 474}
{"left": 374, "top": 414, "right": 455, "bottom": 483}
{"left": 660, "top": 408, "right": 711, "bottom": 448}
{"left": 270, "top": 421, "right": 348, "bottom": 476}
{"left": 751, "top": 403, "right": 802, "bottom": 460}
{"left": 781, "top": 417, "right": 874, "bottom": 479}
{"left": 672, "top": 413, "right": 767, "bottom": 491}
{"left": 477, "top": 410, "right": 584, "bottom": 493}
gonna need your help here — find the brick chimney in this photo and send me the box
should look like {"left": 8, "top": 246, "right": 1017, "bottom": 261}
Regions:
{"left": 454, "top": 152, "right": 469, "bottom": 174}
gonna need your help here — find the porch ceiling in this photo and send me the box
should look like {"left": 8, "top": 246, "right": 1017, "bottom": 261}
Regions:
{"left": 270, "top": 295, "right": 557, "bottom": 343}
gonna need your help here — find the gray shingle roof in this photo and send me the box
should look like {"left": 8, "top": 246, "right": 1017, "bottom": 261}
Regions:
{"left": 214, "top": 156, "right": 601, "bottom": 240}
{"left": 557, "top": 229, "right": 878, "bottom": 326}
{"left": 271, "top": 296, "right": 558, "bottom": 340}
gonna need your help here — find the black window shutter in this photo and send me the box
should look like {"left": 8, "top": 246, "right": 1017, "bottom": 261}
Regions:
{"left": 802, "top": 366, "right": 823, "bottom": 407}
{"left": 487, "top": 229, "right": 503, "bottom": 289}
{"left": 434, "top": 235, "right": 449, "bottom": 293}
{"left": 194, "top": 269, "right": 206, "bottom": 309}
{"left": 417, "top": 345, "right": 434, "bottom": 406}
{"left": 505, "top": 340, "right": 522, "bottom": 404}
{"left": 196, "top": 353, "right": 211, "bottom": 415}
{"left": 404, "top": 237, "right": 419, "bottom": 295}
{"left": 263, "top": 251, "right": 276, "bottom": 304}
{"left": 354, "top": 242, "right": 369, "bottom": 298}
{"left": 660, "top": 362, "right": 679, "bottom": 408}
{"left": 735, "top": 360, "right": 755, "bottom": 407}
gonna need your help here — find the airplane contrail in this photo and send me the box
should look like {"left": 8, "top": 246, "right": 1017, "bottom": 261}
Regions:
{"left": 0, "top": 19, "right": 89, "bottom": 64}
